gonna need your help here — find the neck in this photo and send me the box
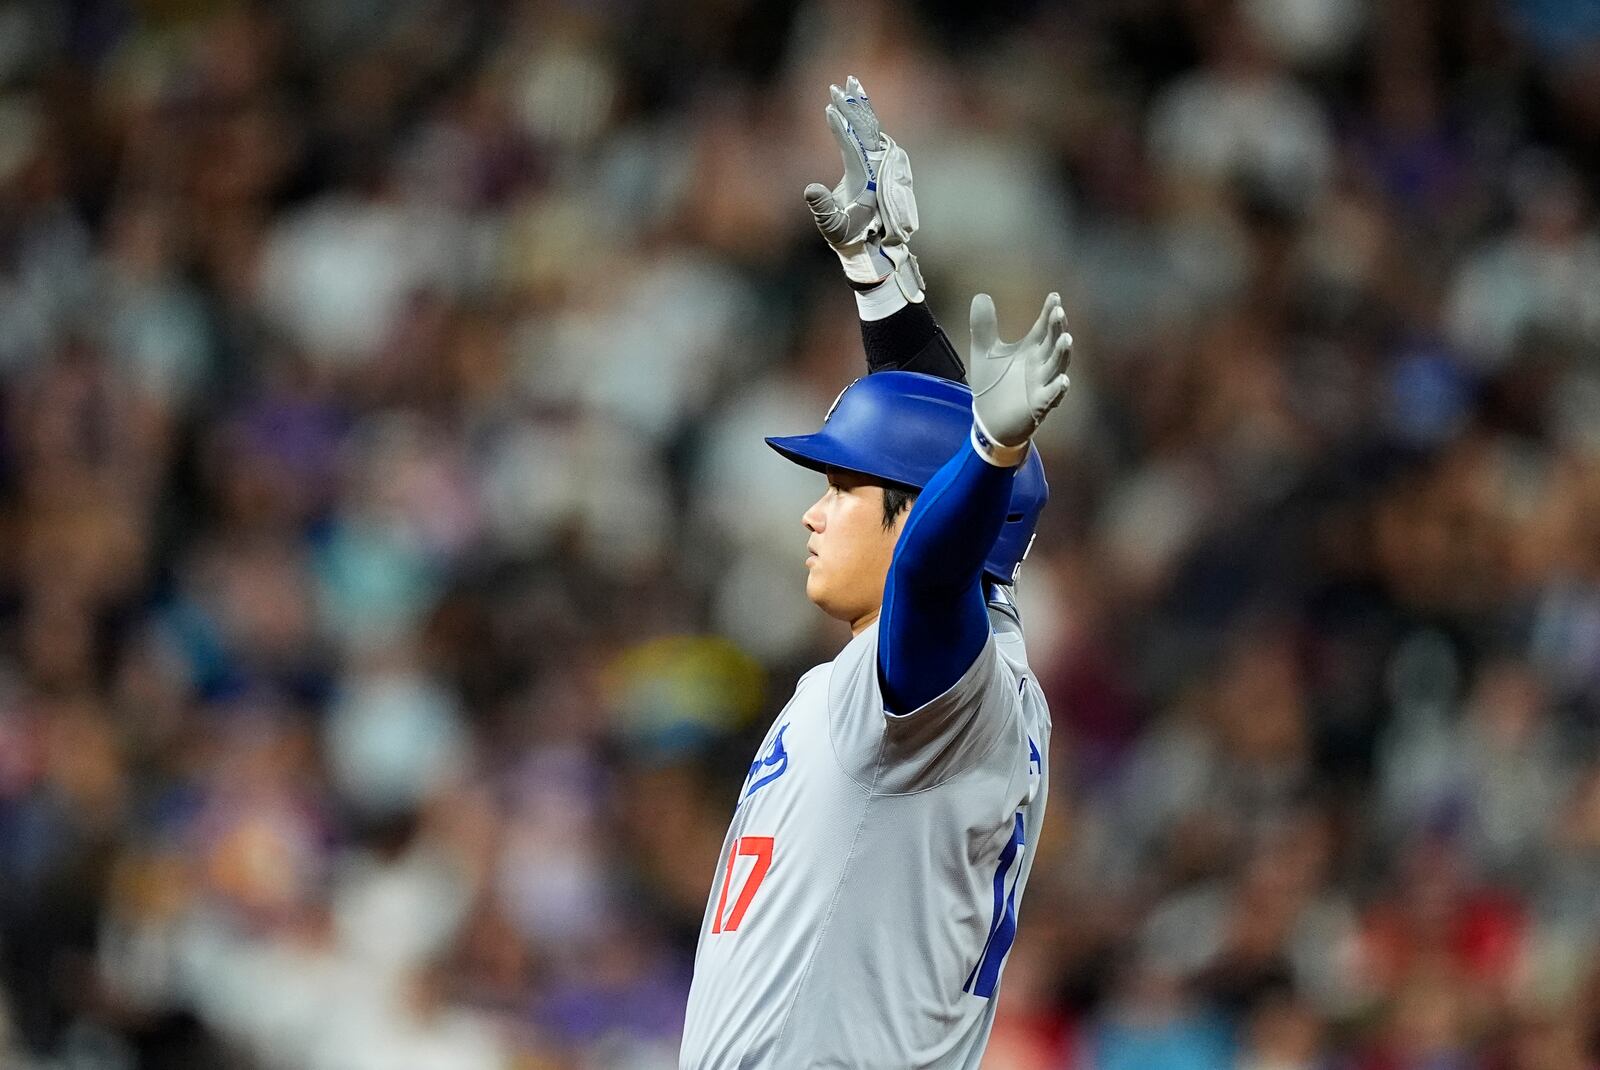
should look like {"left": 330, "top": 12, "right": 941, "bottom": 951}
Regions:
{"left": 849, "top": 607, "right": 881, "bottom": 637}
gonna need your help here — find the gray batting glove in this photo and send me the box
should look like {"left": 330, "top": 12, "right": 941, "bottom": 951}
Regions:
{"left": 968, "top": 292, "right": 1073, "bottom": 461}
{"left": 802, "top": 76, "right": 924, "bottom": 299}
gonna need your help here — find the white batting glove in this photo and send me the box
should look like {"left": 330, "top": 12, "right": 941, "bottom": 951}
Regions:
{"left": 967, "top": 291, "right": 1073, "bottom": 464}
{"left": 802, "top": 76, "right": 924, "bottom": 300}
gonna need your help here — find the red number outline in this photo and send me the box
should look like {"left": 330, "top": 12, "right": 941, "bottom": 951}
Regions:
{"left": 712, "top": 836, "right": 774, "bottom": 933}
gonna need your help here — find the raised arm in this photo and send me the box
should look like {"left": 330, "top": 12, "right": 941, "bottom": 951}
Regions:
{"left": 803, "top": 77, "right": 966, "bottom": 384}
{"left": 801, "top": 76, "right": 1072, "bottom": 714}
{"left": 878, "top": 293, "right": 1072, "bottom": 714}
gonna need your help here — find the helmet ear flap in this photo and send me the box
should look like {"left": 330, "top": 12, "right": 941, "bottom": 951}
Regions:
{"left": 983, "top": 447, "right": 1048, "bottom": 586}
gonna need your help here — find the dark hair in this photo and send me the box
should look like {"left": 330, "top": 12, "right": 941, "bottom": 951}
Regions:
{"left": 882, "top": 485, "right": 916, "bottom": 530}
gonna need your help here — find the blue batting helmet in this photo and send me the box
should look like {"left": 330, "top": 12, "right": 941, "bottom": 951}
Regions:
{"left": 765, "top": 371, "right": 1047, "bottom": 586}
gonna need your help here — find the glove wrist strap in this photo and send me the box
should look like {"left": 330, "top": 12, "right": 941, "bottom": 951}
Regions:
{"left": 970, "top": 417, "right": 1029, "bottom": 467}
{"left": 855, "top": 279, "right": 912, "bottom": 321}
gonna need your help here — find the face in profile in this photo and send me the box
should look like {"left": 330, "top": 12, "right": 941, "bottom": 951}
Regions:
{"left": 800, "top": 468, "right": 909, "bottom": 631}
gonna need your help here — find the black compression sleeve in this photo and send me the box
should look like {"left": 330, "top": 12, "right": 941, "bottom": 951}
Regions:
{"left": 858, "top": 302, "right": 968, "bottom": 383}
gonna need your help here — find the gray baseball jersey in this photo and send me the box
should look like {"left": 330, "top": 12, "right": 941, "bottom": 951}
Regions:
{"left": 680, "top": 597, "right": 1051, "bottom": 1068}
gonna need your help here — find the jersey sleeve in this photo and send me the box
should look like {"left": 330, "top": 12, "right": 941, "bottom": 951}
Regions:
{"left": 877, "top": 436, "right": 1017, "bottom": 713}
{"left": 825, "top": 621, "right": 1019, "bottom": 795}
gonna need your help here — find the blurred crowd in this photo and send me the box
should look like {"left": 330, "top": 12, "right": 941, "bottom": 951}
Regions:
{"left": 1, "top": 0, "right": 1600, "bottom": 1067}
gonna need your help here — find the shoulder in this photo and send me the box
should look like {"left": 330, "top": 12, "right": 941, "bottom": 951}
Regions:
{"left": 826, "top": 621, "right": 1023, "bottom": 794}
{"left": 827, "top": 621, "right": 1015, "bottom": 722}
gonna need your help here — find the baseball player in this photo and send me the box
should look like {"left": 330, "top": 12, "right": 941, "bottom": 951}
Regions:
{"left": 680, "top": 77, "right": 1072, "bottom": 1069}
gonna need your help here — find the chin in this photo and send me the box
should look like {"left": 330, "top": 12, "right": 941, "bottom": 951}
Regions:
{"left": 804, "top": 575, "right": 849, "bottom": 622}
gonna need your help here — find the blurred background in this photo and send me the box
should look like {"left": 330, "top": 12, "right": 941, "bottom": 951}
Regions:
{"left": 1, "top": 0, "right": 1599, "bottom": 1067}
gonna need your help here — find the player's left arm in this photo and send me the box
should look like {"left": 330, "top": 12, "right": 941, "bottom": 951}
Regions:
{"left": 877, "top": 293, "right": 1072, "bottom": 715}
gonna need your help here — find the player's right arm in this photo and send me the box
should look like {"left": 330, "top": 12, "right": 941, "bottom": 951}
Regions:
{"left": 804, "top": 77, "right": 966, "bottom": 385}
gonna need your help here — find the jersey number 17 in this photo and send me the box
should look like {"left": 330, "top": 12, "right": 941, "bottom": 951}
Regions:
{"left": 711, "top": 835, "right": 774, "bottom": 933}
